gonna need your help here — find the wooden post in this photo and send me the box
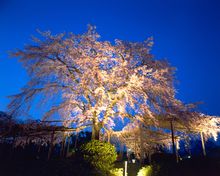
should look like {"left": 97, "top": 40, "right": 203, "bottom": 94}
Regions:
{"left": 200, "top": 131, "right": 206, "bottom": 157}
{"left": 37, "top": 143, "right": 41, "bottom": 153}
{"left": 60, "top": 135, "right": 65, "bottom": 157}
{"left": 37, "top": 141, "right": 42, "bottom": 159}
{"left": 175, "top": 138, "right": 179, "bottom": 163}
{"left": 148, "top": 152, "right": 152, "bottom": 164}
{"left": 62, "top": 136, "right": 67, "bottom": 157}
{"left": 66, "top": 136, "right": 70, "bottom": 158}
{"left": 10, "top": 134, "right": 16, "bottom": 159}
{"left": 47, "top": 130, "right": 55, "bottom": 160}
{"left": 184, "top": 135, "right": 191, "bottom": 157}
{"left": 25, "top": 135, "right": 29, "bottom": 145}
{"left": 170, "top": 120, "right": 178, "bottom": 163}
{"left": 119, "top": 143, "right": 124, "bottom": 161}
{"left": 74, "top": 132, "right": 79, "bottom": 150}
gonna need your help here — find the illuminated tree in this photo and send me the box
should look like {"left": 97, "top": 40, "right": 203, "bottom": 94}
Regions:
{"left": 8, "top": 25, "right": 178, "bottom": 140}
{"left": 6, "top": 25, "right": 220, "bottom": 163}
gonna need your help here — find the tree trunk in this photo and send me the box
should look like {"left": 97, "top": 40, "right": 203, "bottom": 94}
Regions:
{"left": 92, "top": 116, "right": 101, "bottom": 140}
{"left": 139, "top": 123, "right": 144, "bottom": 165}
{"left": 92, "top": 123, "right": 100, "bottom": 140}
{"left": 107, "top": 131, "right": 111, "bottom": 143}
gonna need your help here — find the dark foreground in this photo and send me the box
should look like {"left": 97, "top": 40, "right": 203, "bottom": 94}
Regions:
{"left": 0, "top": 155, "right": 220, "bottom": 176}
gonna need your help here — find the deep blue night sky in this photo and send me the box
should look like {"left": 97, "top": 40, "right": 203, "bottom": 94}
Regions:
{"left": 0, "top": 0, "right": 220, "bottom": 117}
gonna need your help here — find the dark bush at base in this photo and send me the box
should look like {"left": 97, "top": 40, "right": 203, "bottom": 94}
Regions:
{"left": 79, "top": 140, "right": 117, "bottom": 175}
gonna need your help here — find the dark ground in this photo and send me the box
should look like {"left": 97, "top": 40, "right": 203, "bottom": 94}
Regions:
{"left": 0, "top": 155, "right": 220, "bottom": 176}
{"left": 1, "top": 142, "right": 220, "bottom": 176}
{"left": 151, "top": 154, "right": 220, "bottom": 176}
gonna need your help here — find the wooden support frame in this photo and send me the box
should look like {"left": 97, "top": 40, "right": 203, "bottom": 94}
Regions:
{"left": 170, "top": 120, "right": 179, "bottom": 163}
{"left": 200, "top": 131, "right": 206, "bottom": 157}
{"left": 47, "top": 130, "right": 55, "bottom": 160}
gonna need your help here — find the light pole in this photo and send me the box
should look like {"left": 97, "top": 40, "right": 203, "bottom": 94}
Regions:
{"left": 124, "top": 161, "right": 128, "bottom": 176}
